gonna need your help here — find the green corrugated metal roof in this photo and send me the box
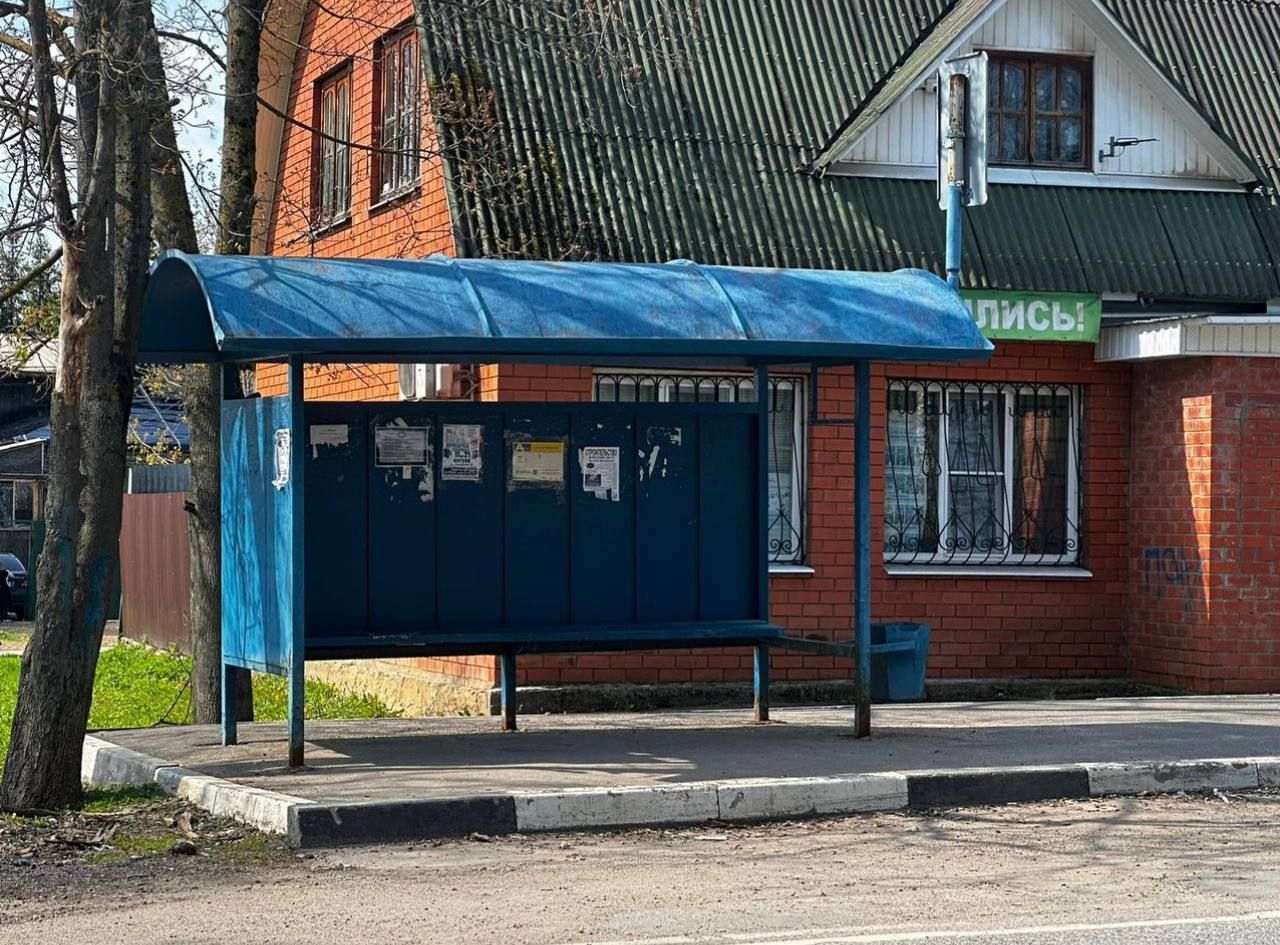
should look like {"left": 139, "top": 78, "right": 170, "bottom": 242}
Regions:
{"left": 422, "top": 0, "right": 1280, "bottom": 301}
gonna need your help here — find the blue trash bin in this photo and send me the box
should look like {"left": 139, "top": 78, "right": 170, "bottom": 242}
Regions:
{"left": 869, "top": 622, "right": 931, "bottom": 702}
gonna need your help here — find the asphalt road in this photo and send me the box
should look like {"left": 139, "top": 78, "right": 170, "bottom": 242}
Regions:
{"left": 4, "top": 792, "right": 1279, "bottom": 945}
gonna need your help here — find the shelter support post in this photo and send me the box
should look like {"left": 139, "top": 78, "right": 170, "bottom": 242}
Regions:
{"left": 755, "top": 366, "right": 771, "bottom": 722}
{"left": 288, "top": 356, "right": 306, "bottom": 767}
{"left": 753, "top": 645, "right": 770, "bottom": 722}
{"left": 500, "top": 652, "right": 518, "bottom": 732}
{"left": 220, "top": 363, "right": 237, "bottom": 748}
{"left": 854, "top": 360, "right": 873, "bottom": 737}
{"left": 221, "top": 663, "right": 238, "bottom": 746}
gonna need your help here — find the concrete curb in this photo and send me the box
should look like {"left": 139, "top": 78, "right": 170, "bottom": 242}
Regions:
{"left": 79, "top": 735, "right": 1280, "bottom": 848}
{"left": 81, "top": 735, "right": 312, "bottom": 836}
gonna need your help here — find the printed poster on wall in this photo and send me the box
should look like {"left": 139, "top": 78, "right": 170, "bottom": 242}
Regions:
{"left": 511, "top": 440, "right": 564, "bottom": 484}
{"left": 580, "top": 445, "right": 620, "bottom": 501}
{"left": 441, "top": 424, "right": 484, "bottom": 481}
{"left": 374, "top": 426, "right": 430, "bottom": 467}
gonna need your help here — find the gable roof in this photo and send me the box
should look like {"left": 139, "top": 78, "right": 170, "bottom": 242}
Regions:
{"left": 811, "top": 0, "right": 1263, "bottom": 183}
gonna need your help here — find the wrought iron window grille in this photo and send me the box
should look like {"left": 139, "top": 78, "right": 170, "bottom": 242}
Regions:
{"left": 592, "top": 371, "right": 807, "bottom": 563}
{"left": 884, "top": 379, "right": 1082, "bottom": 566}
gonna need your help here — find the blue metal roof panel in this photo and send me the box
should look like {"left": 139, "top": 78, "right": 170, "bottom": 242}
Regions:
{"left": 139, "top": 251, "right": 993, "bottom": 366}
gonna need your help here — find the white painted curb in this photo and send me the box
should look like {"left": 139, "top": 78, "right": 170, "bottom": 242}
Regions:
{"left": 154, "top": 767, "right": 313, "bottom": 835}
{"left": 717, "top": 774, "right": 909, "bottom": 821}
{"left": 1085, "top": 758, "right": 1263, "bottom": 796}
{"left": 81, "top": 735, "right": 312, "bottom": 836}
{"left": 515, "top": 783, "right": 720, "bottom": 832}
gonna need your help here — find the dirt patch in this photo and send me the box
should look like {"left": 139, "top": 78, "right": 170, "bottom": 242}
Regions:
{"left": 0, "top": 786, "right": 300, "bottom": 910}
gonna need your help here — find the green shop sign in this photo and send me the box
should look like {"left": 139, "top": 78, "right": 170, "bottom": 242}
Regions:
{"left": 960, "top": 290, "right": 1101, "bottom": 343}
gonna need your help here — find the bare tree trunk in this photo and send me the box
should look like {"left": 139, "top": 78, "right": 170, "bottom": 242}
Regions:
{"left": 218, "top": 0, "right": 268, "bottom": 258}
{"left": 142, "top": 7, "right": 254, "bottom": 724}
{"left": 0, "top": 0, "right": 152, "bottom": 812}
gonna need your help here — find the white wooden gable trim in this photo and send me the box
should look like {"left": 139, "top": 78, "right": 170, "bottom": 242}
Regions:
{"left": 816, "top": 0, "right": 1258, "bottom": 188}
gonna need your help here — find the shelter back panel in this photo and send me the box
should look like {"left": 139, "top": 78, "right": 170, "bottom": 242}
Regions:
{"left": 299, "top": 402, "right": 762, "bottom": 645}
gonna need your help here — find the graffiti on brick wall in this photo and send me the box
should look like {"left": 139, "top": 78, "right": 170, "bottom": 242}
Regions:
{"left": 1142, "top": 546, "right": 1202, "bottom": 615}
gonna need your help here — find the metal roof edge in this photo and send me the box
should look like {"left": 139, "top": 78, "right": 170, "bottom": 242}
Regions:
{"left": 1096, "top": 313, "right": 1280, "bottom": 360}
{"left": 813, "top": 0, "right": 1003, "bottom": 171}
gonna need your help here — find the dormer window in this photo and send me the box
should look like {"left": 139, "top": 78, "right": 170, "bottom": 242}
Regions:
{"left": 987, "top": 53, "right": 1090, "bottom": 169}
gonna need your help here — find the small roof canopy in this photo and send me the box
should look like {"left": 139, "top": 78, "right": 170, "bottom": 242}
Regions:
{"left": 139, "top": 251, "right": 992, "bottom": 366}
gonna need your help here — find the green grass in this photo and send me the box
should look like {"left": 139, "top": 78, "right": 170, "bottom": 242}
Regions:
{"left": 0, "top": 628, "right": 29, "bottom": 648}
{"left": 0, "top": 642, "right": 399, "bottom": 780}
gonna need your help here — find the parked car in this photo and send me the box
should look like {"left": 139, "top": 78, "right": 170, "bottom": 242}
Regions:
{"left": 0, "top": 553, "right": 28, "bottom": 620}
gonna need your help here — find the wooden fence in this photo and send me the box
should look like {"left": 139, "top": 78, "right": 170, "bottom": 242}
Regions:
{"left": 119, "top": 492, "right": 191, "bottom": 651}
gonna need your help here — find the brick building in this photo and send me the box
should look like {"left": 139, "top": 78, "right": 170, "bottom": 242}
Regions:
{"left": 247, "top": 0, "right": 1280, "bottom": 708}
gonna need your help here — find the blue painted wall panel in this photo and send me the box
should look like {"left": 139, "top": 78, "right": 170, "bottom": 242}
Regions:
{"left": 227, "top": 401, "right": 765, "bottom": 658}
{"left": 436, "top": 408, "right": 504, "bottom": 628}
{"left": 222, "top": 397, "right": 292, "bottom": 674}
{"left": 570, "top": 413, "right": 636, "bottom": 623}
{"left": 368, "top": 406, "right": 437, "bottom": 634}
{"left": 303, "top": 404, "right": 368, "bottom": 639}
{"left": 504, "top": 413, "right": 571, "bottom": 625}
{"left": 698, "top": 414, "right": 759, "bottom": 620}
{"left": 635, "top": 415, "right": 699, "bottom": 622}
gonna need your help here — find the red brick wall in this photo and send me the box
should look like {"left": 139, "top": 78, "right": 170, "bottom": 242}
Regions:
{"left": 1127, "top": 360, "right": 1213, "bottom": 688}
{"left": 1129, "top": 358, "right": 1280, "bottom": 692}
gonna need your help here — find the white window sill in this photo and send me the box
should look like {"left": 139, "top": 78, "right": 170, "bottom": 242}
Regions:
{"left": 769, "top": 563, "right": 816, "bottom": 576}
{"left": 884, "top": 564, "right": 1093, "bottom": 579}
{"left": 370, "top": 183, "right": 421, "bottom": 213}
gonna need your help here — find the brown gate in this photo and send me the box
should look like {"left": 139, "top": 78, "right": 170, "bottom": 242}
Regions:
{"left": 119, "top": 492, "right": 191, "bottom": 651}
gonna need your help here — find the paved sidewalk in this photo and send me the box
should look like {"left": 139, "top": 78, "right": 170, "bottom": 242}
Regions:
{"left": 85, "top": 695, "right": 1280, "bottom": 845}
{"left": 100, "top": 696, "right": 1278, "bottom": 802}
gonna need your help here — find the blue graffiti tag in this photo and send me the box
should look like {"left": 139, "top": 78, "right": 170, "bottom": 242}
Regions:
{"left": 1142, "top": 546, "right": 1202, "bottom": 616}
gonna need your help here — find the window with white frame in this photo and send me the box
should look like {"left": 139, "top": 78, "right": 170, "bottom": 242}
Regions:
{"left": 377, "top": 25, "right": 421, "bottom": 198}
{"left": 593, "top": 371, "right": 807, "bottom": 563}
{"left": 314, "top": 67, "right": 352, "bottom": 226}
{"left": 884, "top": 380, "right": 1081, "bottom": 566}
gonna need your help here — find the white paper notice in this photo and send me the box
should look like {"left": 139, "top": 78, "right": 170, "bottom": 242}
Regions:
{"left": 580, "top": 445, "right": 620, "bottom": 500}
{"left": 309, "top": 424, "right": 349, "bottom": 458}
{"left": 310, "top": 424, "right": 349, "bottom": 447}
{"left": 442, "top": 424, "right": 484, "bottom": 481}
{"left": 511, "top": 441, "right": 564, "bottom": 484}
{"left": 272, "top": 429, "right": 291, "bottom": 490}
{"left": 375, "top": 426, "right": 430, "bottom": 467}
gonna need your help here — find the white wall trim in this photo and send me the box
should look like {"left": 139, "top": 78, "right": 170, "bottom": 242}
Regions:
{"left": 1095, "top": 316, "right": 1280, "bottom": 361}
{"left": 769, "top": 564, "right": 817, "bottom": 576}
{"left": 828, "top": 160, "right": 1247, "bottom": 193}
{"left": 884, "top": 565, "right": 1094, "bottom": 579}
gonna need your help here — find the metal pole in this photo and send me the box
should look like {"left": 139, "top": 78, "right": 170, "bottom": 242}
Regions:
{"left": 220, "top": 363, "right": 237, "bottom": 748}
{"left": 287, "top": 356, "right": 306, "bottom": 768}
{"left": 944, "top": 73, "right": 968, "bottom": 290}
{"left": 500, "top": 651, "right": 518, "bottom": 732}
{"left": 854, "top": 360, "right": 872, "bottom": 737}
{"left": 755, "top": 365, "right": 771, "bottom": 722}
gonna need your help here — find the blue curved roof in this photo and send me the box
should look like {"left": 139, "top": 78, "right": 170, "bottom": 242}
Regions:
{"left": 138, "top": 251, "right": 992, "bottom": 366}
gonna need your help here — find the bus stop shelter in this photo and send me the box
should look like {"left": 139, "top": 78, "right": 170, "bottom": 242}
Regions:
{"left": 138, "top": 252, "right": 992, "bottom": 766}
